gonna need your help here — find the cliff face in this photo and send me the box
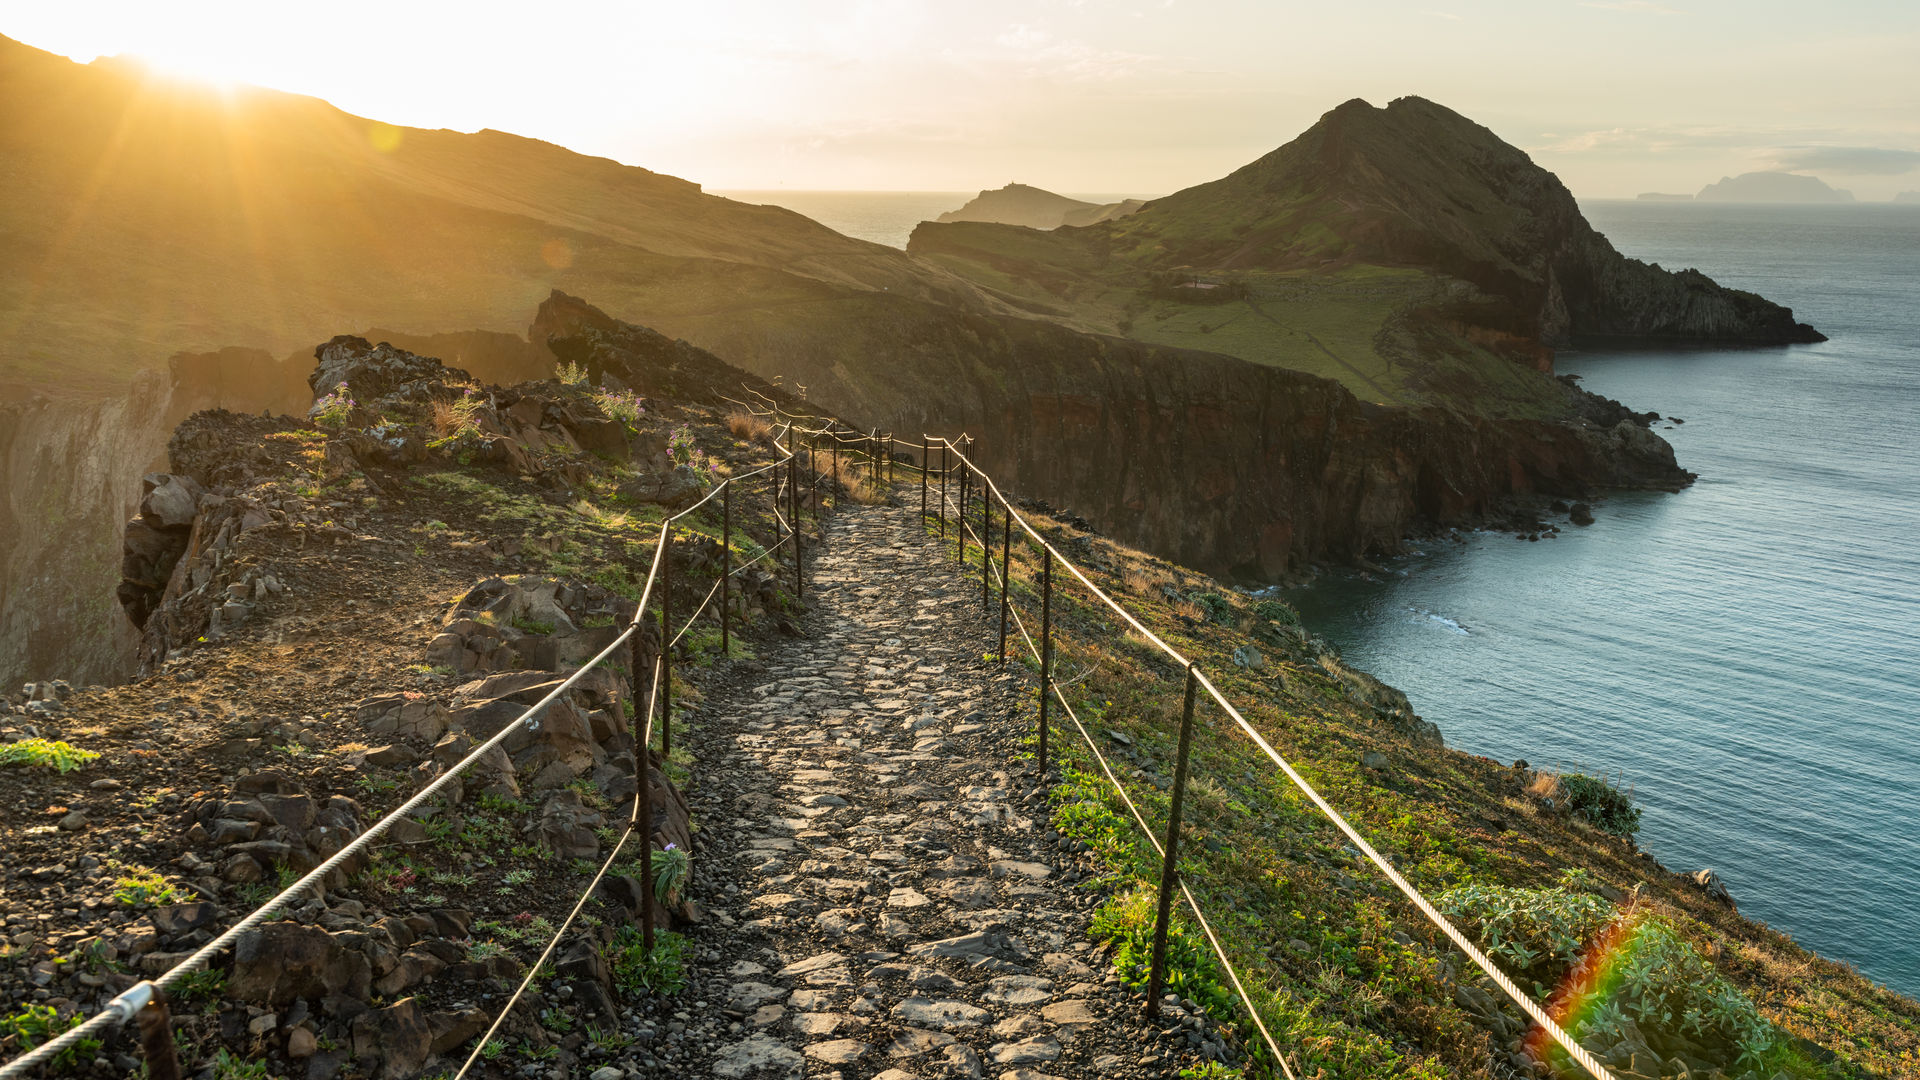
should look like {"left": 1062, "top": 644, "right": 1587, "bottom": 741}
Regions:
{"left": 534, "top": 294, "right": 1686, "bottom": 579}
{"left": 1, "top": 348, "right": 338, "bottom": 689}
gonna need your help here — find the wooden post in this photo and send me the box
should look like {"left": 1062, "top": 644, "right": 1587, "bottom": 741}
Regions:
{"left": 720, "top": 483, "right": 731, "bottom": 656}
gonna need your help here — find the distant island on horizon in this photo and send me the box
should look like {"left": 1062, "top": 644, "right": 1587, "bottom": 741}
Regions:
{"left": 1634, "top": 170, "right": 1893, "bottom": 204}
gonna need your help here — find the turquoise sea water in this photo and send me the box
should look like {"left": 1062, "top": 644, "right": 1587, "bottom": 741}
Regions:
{"left": 1286, "top": 201, "right": 1920, "bottom": 998}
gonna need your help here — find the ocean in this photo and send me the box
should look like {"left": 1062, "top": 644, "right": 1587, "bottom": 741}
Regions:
{"left": 1287, "top": 201, "right": 1920, "bottom": 998}
{"left": 713, "top": 191, "right": 1150, "bottom": 250}
{"left": 721, "top": 191, "right": 1920, "bottom": 997}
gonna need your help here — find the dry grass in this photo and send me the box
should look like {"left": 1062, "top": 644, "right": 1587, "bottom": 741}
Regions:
{"left": 727, "top": 409, "right": 773, "bottom": 440}
{"left": 430, "top": 400, "right": 461, "bottom": 437}
{"left": 1525, "top": 769, "right": 1563, "bottom": 800}
{"left": 818, "top": 455, "right": 885, "bottom": 505}
{"left": 1123, "top": 564, "right": 1174, "bottom": 596}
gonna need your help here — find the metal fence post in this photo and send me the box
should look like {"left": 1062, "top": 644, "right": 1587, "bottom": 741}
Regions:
{"left": 811, "top": 434, "right": 820, "bottom": 521}
{"left": 1038, "top": 546, "right": 1052, "bottom": 777}
{"left": 939, "top": 442, "right": 948, "bottom": 537}
{"left": 981, "top": 480, "right": 992, "bottom": 610}
{"left": 632, "top": 643, "right": 657, "bottom": 953}
{"left": 660, "top": 527, "right": 672, "bottom": 760}
{"left": 791, "top": 453, "right": 804, "bottom": 598}
{"left": 1145, "top": 665, "right": 1202, "bottom": 1017}
{"left": 921, "top": 438, "right": 928, "bottom": 522}
{"left": 889, "top": 434, "right": 896, "bottom": 487}
{"left": 958, "top": 462, "right": 969, "bottom": 562}
{"left": 720, "top": 482, "right": 731, "bottom": 656}
{"left": 998, "top": 504, "right": 1012, "bottom": 664}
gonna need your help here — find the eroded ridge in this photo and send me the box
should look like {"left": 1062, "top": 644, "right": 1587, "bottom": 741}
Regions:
{"left": 684, "top": 504, "right": 1204, "bottom": 1080}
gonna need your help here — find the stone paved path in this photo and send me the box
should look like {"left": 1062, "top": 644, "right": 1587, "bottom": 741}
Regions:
{"left": 680, "top": 503, "right": 1209, "bottom": 1080}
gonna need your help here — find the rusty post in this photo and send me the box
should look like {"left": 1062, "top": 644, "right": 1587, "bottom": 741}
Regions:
{"left": 720, "top": 481, "right": 731, "bottom": 656}
{"left": 889, "top": 434, "right": 896, "bottom": 487}
{"left": 810, "top": 433, "right": 819, "bottom": 521}
{"left": 660, "top": 525, "right": 672, "bottom": 759}
{"left": 982, "top": 476, "right": 992, "bottom": 610}
{"left": 639, "top": 659, "right": 657, "bottom": 952}
{"left": 136, "top": 994, "right": 181, "bottom": 1080}
{"left": 920, "top": 438, "right": 928, "bottom": 523}
{"left": 1038, "top": 546, "right": 1052, "bottom": 777}
{"left": 1146, "top": 665, "right": 1202, "bottom": 1017}
{"left": 832, "top": 437, "right": 839, "bottom": 514}
{"left": 939, "top": 442, "right": 948, "bottom": 537}
{"left": 791, "top": 452, "right": 803, "bottom": 598}
{"left": 998, "top": 503, "right": 1012, "bottom": 664}
{"left": 958, "top": 461, "right": 969, "bottom": 562}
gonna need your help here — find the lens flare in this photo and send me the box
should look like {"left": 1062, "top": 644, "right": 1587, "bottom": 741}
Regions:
{"left": 1527, "top": 913, "right": 1645, "bottom": 1065}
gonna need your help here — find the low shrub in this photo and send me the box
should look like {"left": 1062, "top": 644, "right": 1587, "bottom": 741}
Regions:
{"left": 1438, "top": 879, "right": 1809, "bottom": 1075}
{"left": 0, "top": 738, "right": 99, "bottom": 773}
{"left": 1559, "top": 772, "right": 1642, "bottom": 836}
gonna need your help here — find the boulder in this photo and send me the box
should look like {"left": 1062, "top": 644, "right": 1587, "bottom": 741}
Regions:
{"left": 1687, "top": 869, "right": 1736, "bottom": 908}
{"left": 139, "top": 473, "right": 207, "bottom": 530}
{"left": 349, "top": 997, "right": 433, "bottom": 1080}
{"left": 537, "top": 789, "right": 604, "bottom": 860}
{"left": 309, "top": 336, "right": 474, "bottom": 406}
{"left": 230, "top": 922, "right": 372, "bottom": 1005}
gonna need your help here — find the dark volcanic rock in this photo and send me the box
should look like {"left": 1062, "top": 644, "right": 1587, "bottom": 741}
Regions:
{"left": 308, "top": 335, "right": 475, "bottom": 406}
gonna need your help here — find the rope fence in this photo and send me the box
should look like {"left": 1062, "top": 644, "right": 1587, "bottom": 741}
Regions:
{"left": 912, "top": 432, "right": 1619, "bottom": 1080}
{"left": 0, "top": 419, "right": 844, "bottom": 1078}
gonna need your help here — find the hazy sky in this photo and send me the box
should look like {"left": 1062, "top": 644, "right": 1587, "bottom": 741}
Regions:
{"left": 9, "top": 1, "right": 1920, "bottom": 198}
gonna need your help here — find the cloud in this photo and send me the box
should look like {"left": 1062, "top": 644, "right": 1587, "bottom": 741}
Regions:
{"left": 1578, "top": 1, "right": 1680, "bottom": 13}
{"left": 1769, "top": 146, "right": 1920, "bottom": 175}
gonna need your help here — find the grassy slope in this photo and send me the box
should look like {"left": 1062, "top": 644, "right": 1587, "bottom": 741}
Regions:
{"left": 911, "top": 221, "right": 1570, "bottom": 418}
{"left": 952, "top": 510, "right": 1918, "bottom": 1078}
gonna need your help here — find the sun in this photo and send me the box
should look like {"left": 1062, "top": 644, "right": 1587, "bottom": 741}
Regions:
{"left": 128, "top": 47, "right": 243, "bottom": 93}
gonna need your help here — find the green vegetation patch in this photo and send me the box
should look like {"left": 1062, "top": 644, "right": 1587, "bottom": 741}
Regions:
{"left": 0, "top": 738, "right": 100, "bottom": 773}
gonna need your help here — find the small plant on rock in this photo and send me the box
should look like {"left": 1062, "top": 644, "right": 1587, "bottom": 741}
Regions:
{"left": 594, "top": 388, "right": 645, "bottom": 429}
{"left": 555, "top": 358, "right": 589, "bottom": 386}
{"left": 666, "top": 424, "right": 715, "bottom": 483}
{"left": 110, "top": 869, "right": 177, "bottom": 907}
{"left": 652, "top": 843, "right": 690, "bottom": 908}
{"left": 313, "top": 382, "right": 356, "bottom": 429}
{"left": 430, "top": 388, "right": 486, "bottom": 447}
